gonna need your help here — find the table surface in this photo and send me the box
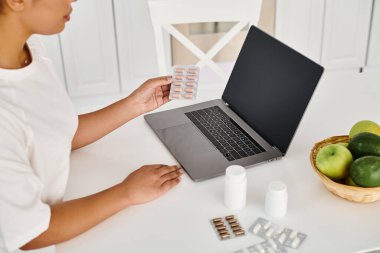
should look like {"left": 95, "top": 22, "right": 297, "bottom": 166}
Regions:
{"left": 57, "top": 71, "right": 380, "bottom": 253}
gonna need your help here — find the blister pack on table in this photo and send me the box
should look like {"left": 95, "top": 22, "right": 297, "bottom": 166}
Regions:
{"left": 210, "top": 215, "right": 246, "bottom": 240}
{"left": 249, "top": 217, "right": 307, "bottom": 249}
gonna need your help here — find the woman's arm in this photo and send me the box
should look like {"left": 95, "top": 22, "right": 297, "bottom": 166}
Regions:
{"left": 72, "top": 76, "right": 171, "bottom": 150}
{"left": 21, "top": 164, "right": 182, "bottom": 250}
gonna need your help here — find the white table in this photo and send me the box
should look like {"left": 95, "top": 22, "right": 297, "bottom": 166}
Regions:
{"left": 58, "top": 71, "right": 380, "bottom": 253}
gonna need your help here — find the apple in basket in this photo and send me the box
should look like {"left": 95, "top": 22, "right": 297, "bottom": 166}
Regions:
{"left": 315, "top": 144, "right": 353, "bottom": 180}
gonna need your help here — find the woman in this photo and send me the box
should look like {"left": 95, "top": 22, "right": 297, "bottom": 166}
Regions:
{"left": 0, "top": 0, "right": 182, "bottom": 252}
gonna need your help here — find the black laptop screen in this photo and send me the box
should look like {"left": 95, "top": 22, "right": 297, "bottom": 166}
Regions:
{"left": 222, "top": 26, "right": 324, "bottom": 154}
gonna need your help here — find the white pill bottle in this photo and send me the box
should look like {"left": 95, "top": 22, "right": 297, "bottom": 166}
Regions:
{"left": 265, "top": 181, "right": 288, "bottom": 218}
{"left": 224, "top": 165, "right": 247, "bottom": 210}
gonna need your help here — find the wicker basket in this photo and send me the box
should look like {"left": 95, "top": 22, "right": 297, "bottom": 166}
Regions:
{"left": 310, "top": 135, "right": 380, "bottom": 203}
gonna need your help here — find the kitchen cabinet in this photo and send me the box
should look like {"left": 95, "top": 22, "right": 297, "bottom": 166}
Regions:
{"left": 275, "top": 0, "right": 325, "bottom": 63}
{"left": 113, "top": 0, "right": 160, "bottom": 92}
{"left": 367, "top": 0, "right": 380, "bottom": 68}
{"left": 321, "top": 0, "right": 373, "bottom": 71}
{"left": 276, "top": 0, "right": 378, "bottom": 72}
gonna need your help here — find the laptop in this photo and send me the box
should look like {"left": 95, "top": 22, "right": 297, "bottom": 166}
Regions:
{"left": 144, "top": 25, "right": 324, "bottom": 181}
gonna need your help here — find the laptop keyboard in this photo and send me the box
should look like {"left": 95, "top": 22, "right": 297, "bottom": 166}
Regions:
{"left": 185, "top": 106, "right": 265, "bottom": 161}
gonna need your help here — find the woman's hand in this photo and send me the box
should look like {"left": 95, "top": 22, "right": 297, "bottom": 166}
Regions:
{"left": 128, "top": 76, "right": 172, "bottom": 115}
{"left": 119, "top": 164, "right": 183, "bottom": 206}
{"left": 20, "top": 164, "right": 182, "bottom": 250}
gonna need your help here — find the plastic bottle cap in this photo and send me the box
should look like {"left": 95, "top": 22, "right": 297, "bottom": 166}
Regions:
{"left": 268, "top": 181, "right": 287, "bottom": 195}
{"left": 225, "top": 165, "right": 246, "bottom": 183}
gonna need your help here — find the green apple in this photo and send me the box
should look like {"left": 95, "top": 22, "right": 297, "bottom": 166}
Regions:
{"left": 337, "top": 142, "right": 349, "bottom": 148}
{"left": 349, "top": 120, "right": 380, "bottom": 138}
{"left": 315, "top": 144, "right": 353, "bottom": 180}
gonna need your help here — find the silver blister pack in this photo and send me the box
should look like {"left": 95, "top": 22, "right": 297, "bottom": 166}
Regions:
{"left": 232, "top": 238, "right": 287, "bottom": 253}
{"left": 249, "top": 217, "right": 307, "bottom": 249}
{"left": 246, "top": 239, "right": 288, "bottom": 253}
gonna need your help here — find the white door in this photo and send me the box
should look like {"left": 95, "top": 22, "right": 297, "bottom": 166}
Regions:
{"left": 367, "top": 0, "right": 380, "bottom": 68}
{"left": 321, "top": 0, "right": 373, "bottom": 71}
{"left": 114, "top": 0, "right": 160, "bottom": 93}
{"left": 60, "top": 0, "right": 120, "bottom": 97}
{"left": 275, "top": 0, "right": 325, "bottom": 63}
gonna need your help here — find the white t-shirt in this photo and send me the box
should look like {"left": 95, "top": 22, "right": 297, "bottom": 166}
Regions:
{"left": 0, "top": 39, "right": 78, "bottom": 253}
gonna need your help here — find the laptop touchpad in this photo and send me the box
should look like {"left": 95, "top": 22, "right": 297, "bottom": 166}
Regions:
{"left": 157, "top": 123, "right": 215, "bottom": 156}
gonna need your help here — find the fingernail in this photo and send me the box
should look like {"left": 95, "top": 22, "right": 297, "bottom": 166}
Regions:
{"left": 167, "top": 76, "right": 172, "bottom": 82}
{"left": 179, "top": 169, "right": 184, "bottom": 174}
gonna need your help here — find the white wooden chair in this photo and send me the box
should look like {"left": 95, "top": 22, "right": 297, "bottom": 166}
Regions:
{"left": 148, "top": 0, "right": 262, "bottom": 82}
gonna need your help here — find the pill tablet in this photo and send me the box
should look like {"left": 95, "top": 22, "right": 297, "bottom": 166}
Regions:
{"left": 220, "top": 234, "right": 230, "bottom": 240}
{"left": 225, "top": 215, "right": 236, "bottom": 220}
{"left": 174, "top": 75, "right": 185, "bottom": 80}
{"left": 186, "top": 81, "right": 196, "bottom": 87}
{"left": 289, "top": 230, "right": 298, "bottom": 239}
{"left": 172, "top": 81, "right": 183, "bottom": 86}
{"left": 212, "top": 218, "right": 223, "bottom": 223}
{"left": 276, "top": 226, "right": 285, "bottom": 234}
{"left": 218, "top": 229, "right": 229, "bottom": 234}
{"left": 230, "top": 223, "right": 240, "bottom": 228}
{"left": 278, "top": 233, "right": 286, "bottom": 244}
{"left": 216, "top": 226, "right": 226, "bottom": 231}
{"left": 255, "top": 244, "right": 265, "bottom": 253}
{"left": 227, "top": 218, "right": 237, "bottom": 223}
{"left": 266, "top": 227, "right": 274, "bottom": 237}
{"left": 175, "top": 68, "right": 185, "bottom": 73}
{"left": 214, "top": 221, "right": 224, "bottom": 226}
{"left": 292, "top": 237, "right": 301, "bottom": 248}
{"left": 234, "top": 230, "right": 245, "bottom": 236}
{"left": 253, "top": 223, "right": 261, "bottom": 234}
{"left": 184, "top": 93, "right": 194, "bottom": 99}
{"left": 263, "top": 221, "right": 271, "bottom": 230}
{"left": 171, "top": 93, "right": 181, "bottom": 99}
{"left": 229, "top": 222, "right": 239, "bottom": 228}
{"left": 216, "top": 224, "right": 226, "bottom": 229}
{"left": 187, "top": 75, "right": 198, "bottom": 81}
{"left": 268, "top": 239, "right": 277, "bottom": 249}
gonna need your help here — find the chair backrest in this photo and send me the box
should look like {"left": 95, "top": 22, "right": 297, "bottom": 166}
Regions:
{"left": 149, "top": 0, "right": 263, "bottom": 82}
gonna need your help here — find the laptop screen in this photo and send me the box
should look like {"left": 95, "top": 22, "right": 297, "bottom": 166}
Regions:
{"left": 222, "top": 25, "right": 324, "bottom": 154}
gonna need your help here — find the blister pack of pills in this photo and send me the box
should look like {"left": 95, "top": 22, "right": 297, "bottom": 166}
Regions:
{"left": 210, "top": 215, "right": 246, "bottom": 240}
{"left": 232, "top": 238, "right": 287, "bottom": 253}
{"left": 249, "top": 217, "right": 307, "bottom": 249}
{"left": 169, "top": 65, "right": 199, "bottom": 100}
